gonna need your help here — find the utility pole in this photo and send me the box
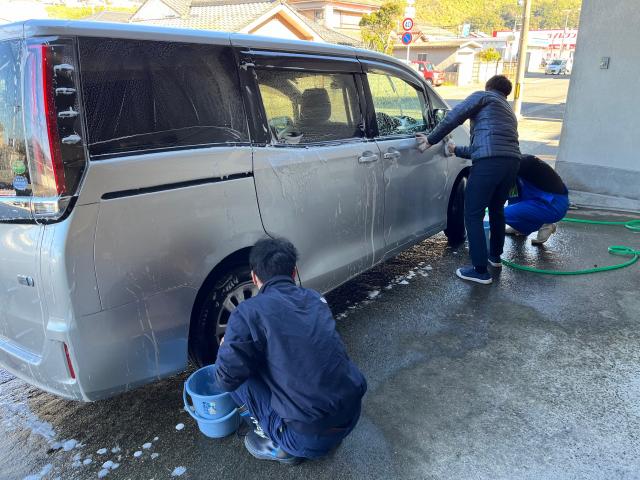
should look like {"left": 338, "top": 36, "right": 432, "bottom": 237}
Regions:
{"left": 559, "top": 9, "right": 571, "bottom": 59}
{"left": 513, "top": 0, "right": 531, "bottom": 117}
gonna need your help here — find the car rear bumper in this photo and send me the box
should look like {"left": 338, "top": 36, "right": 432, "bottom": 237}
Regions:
{"left": 0, "top": 334, "right": 84, "bottom": 400}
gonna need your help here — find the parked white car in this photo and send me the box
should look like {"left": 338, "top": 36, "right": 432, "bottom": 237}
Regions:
{"left": 545, "top": 59, "right": 572, "bottom": 75}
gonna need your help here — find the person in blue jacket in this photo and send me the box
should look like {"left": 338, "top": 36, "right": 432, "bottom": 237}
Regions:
{"left": 416, "top": 75, "right": 521, "bottom": 285}
{"left": 504, "top": 154, "right": 570, "bottom": 244}
{"left": 214, "top": 238, "right": 367, "bottom": 464}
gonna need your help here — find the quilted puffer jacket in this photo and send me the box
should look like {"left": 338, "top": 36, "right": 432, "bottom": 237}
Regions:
{"left": 427, "top": 89, "right": 521, "bottom": 161}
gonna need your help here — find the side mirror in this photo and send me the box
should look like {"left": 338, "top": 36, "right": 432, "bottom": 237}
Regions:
{"left": 433, "top": 108, "right": 448, "bottom": 126}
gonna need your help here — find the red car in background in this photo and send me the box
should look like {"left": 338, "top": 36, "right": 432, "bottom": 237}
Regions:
{"left": 412, "top": 61, "right": 444, "bottom": 86}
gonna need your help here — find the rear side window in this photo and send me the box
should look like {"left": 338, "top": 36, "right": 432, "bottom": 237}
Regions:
{"left": 256, "top": 70, "right": 363, "bottom": 145}
{"left": 0, "top": 40, "right": 31, "bottom": 221}
{"left": 368, "top": 72, "right": 428, "bottom": 137}
{"left": 78, "top": 38, "right": 248, "bottom": 158}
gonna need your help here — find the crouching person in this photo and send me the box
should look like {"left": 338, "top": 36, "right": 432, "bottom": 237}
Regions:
{"left": 505, "top": 154, "right": 570, "bottom": 244}
{"left": 214, "top": 238, "right": 367, "bottom": 464}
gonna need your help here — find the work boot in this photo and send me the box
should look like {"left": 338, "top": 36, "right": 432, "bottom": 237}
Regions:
{"left": 237, "top": 406, "right": 268, "bottom": 439}
{"left": 243, "top": 429, "right": 302, "bottom": 465}
{"left": 505, "top": 225, "right": 523, "bottom": 235}
{"left": 532, "top": 223, "right": 557, "bottom": 245}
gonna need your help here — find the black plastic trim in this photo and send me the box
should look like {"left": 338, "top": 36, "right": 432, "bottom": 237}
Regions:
{"left": 241, "top": 49, "right": 361, "bottom": 73}
{"left": 101, "top": 172, "right": 253, "bottom": 200}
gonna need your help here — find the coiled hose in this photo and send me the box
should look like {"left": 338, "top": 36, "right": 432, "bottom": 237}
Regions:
{"left": 501, "top": 217, "right": 640, "bottom": 275}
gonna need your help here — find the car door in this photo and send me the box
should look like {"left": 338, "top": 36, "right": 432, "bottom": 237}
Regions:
{"left": 362, "top": 61, "right": 449, "bottom": 254}
{"left": 247, "top": 52, "right": 385, "bottom": 294}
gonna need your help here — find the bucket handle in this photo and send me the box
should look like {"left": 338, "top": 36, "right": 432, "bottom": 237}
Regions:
{"left": 183, "top": 383, "right": 194, "bottom": 414}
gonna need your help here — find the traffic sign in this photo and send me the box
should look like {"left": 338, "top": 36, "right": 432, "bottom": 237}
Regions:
{"left": 402, "top": 17, "right": 414, "bottom": 31}
{"left": 401, "top": 32, "right": 413, "bottom": 45}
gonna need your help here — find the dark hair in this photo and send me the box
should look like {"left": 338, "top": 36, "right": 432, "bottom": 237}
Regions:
{"left": 485, "top": 75, "right": 512, "bottom": 96}
{"left": 250, "top": 238, "right": 298, "bottom": 282}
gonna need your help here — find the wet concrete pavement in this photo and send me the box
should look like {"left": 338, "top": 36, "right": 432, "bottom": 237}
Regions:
{"left": 2, "top": 207, "right": 640, "bottom": 480}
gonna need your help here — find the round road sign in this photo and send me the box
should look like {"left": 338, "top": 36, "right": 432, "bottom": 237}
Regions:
{"left": 401, "top": 32, "right": 413, "bottom": 45}
{"left": 402, "top": 17, "right": 414, "bottom": 31}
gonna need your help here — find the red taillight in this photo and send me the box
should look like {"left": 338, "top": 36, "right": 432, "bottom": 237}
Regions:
{"left": 63, "top": 343, "right": 76, "bottom": 379}
{"left": 40, "top": 45, "right": 66, "bottom": 195}
{"left": 23, "top": 37, "right": 86, "bottom": 221}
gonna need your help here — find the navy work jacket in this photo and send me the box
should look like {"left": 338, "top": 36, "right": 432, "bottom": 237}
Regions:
{"left": 215, "top": 276, "right": 367, "bottom": 429}
{"left": 427, "top": 89, "right": 521, "bottom": 161}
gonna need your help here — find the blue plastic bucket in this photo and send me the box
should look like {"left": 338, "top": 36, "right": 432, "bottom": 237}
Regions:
{"left": 184, "top": 404, "right": 240, "bottom": 438}
{"left": 183, "top": 365, "right": 237, "bottom": 420}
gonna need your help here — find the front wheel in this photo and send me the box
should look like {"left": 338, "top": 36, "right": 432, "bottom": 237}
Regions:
{"left": 444, "top": 176, "right": 467, "bottom": 246}
{"left": 189, "top": 264, "right": 258, "bottom": 366}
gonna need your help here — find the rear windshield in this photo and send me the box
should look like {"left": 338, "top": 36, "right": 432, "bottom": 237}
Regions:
{"left": 0, "top": 40, "right": 30, "bottom": 198}
{"left": 78, "top": 38, "right": 249, "bottom": 158}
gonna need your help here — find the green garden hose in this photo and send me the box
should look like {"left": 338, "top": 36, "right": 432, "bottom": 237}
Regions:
{"left": 502, "top": 216, "right": 640, "bottom": 275}
{"left": 561, "top": 217, "right": 640, "bottom": 232}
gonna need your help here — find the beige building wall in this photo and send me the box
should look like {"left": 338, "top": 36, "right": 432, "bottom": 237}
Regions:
{"left": 251, "top": 18, "right": 308, "bottom": 40}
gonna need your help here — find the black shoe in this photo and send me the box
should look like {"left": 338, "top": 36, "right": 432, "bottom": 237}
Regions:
{"left": 243, "top": 429, "right": 302, "bottom": 465}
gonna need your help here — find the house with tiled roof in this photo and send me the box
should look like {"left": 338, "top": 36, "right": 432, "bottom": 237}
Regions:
{"left": 392, "top": 25, "right": 482, "bottom": 76}
{"left": 86, "top": 10, "right": 135, "bottom": 22}
{"left": 287, "top": 0, "right": 381, "bottom": 41}
{"left": 130, "top": 0, "right": 361, "bottom": 45}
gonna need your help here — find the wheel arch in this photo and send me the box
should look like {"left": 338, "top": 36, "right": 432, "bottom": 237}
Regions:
{"left": 447, "top": 166, "right": 470, "bottom": 212}
{"left": 188, "top": 246, "right": 253, "bottom": 346}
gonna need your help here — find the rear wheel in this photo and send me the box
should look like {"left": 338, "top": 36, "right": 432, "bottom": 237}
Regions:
{"left": 189, "top": 264, "right": 258, "bottom": 367}
{"left": 444, "top": 176, "right": 467, "bottom": 246}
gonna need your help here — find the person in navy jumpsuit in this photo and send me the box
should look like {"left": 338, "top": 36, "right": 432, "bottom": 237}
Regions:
{"left": 504, "top": 154, "right": 570, "bottom": 244}
{"left": 214, "top": 238, "right": 367, "bottom": 464}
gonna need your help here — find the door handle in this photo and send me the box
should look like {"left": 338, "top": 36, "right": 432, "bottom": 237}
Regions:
{"left": 358, "top": 152, "right": 379, "bottom": 164}
{"left": 383, "top": 149, "right": 401, "bottom": 160}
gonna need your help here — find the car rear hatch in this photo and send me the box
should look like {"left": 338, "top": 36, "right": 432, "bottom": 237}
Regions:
{"left": 0, "top": 34, "right": 86, "bottom": 365}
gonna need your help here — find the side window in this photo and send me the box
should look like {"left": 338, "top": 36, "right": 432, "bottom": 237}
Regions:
{"left": 368, "top": 72, "right": 428, "bottom": 137}
{"left": 256, "top": 70, "right": 362, "bottom": 145}
{"left": 78, "top": 39, "right": 249, "bottom": 158}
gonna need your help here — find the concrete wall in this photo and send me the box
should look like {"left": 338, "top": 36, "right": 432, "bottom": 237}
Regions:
{"left": 556, "top": 0, "right": 640, "bottom": 211}
{"left": 527, "top": 49, "right": 545, "bottom": 72}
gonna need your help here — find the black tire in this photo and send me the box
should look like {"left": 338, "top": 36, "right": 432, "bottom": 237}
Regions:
{"left": 444, "top": 176, "right": 467, "bottom": 246}
{"left": 189, "top": 264, "right": 256, "bottom": 366}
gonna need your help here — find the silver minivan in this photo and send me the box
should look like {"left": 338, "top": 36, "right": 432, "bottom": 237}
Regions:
{"left": 0, "top": 20, "right": 470, "bottom": 400}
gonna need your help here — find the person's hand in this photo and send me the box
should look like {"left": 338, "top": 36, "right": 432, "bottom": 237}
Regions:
{"left": 447, "top": 141, "right": 456, "bottom": 154}
{"left": 415, "top": 133, "right": 432, "bottom": 153}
